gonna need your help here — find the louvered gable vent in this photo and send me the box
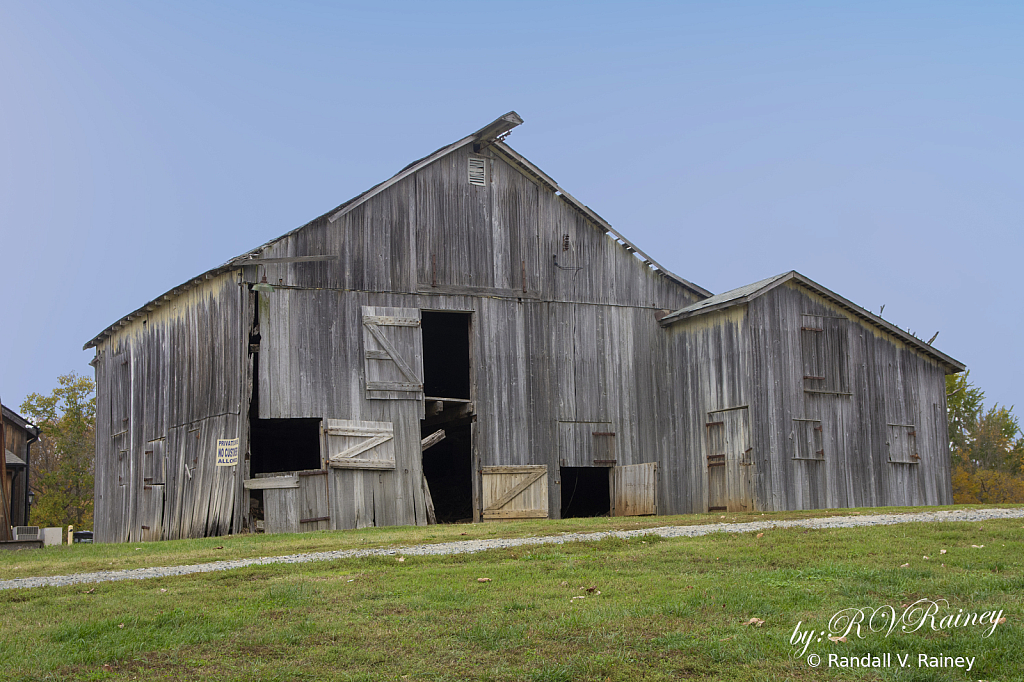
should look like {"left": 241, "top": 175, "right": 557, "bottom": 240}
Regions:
{"left": 468, "top": 157, "right": 486, "bottom": 186}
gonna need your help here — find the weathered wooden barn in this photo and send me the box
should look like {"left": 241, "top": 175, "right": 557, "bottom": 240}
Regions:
{"left": 85, "top": 112, "right": 964, "bottom": 542}
{"left": 658, "top": 271, "right": 963, "bottom": 513}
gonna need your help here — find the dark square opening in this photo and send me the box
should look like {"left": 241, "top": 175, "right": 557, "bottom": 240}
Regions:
{"left": 250, "top": 418, "right": 321, "bottom": 475}
{"left": 560, "top": 466, "right": 611, "bottom": 518}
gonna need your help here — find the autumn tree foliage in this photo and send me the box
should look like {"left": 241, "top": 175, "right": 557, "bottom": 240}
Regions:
{"left": 19, "top": 372, "right": 96, "bottom": 528}
{"left": 947, "top": 372, "right": 1024, "bottom": 503}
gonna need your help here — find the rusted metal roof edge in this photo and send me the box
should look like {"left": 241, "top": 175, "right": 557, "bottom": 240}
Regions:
{"left": 490, "top": 142, "right": 713, "bottom": 300}
{"left": 661, "top": 271, "right": 965, "bottom": 373}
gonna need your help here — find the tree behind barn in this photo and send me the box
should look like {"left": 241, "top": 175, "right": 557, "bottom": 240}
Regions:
{"left": 20, "top": 372, "right": 96, "bottom": 528}
{"left": 947, "top": 372, "right": 1024, "bottom": 503}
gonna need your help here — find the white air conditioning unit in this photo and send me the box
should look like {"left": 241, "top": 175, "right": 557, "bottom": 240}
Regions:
{"left": 13, "top": 526, "right": 40, "bottom": 541}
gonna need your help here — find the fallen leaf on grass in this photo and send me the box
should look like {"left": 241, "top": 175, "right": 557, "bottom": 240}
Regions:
{"left": 756, "top": 533, "right": 764, "bottom": 538}
{"left": 160, "top": 588, "right": 167, "bottom": 593}
{"left": 84, "top": 587, "right": 95, "bottom": 594}
{"left": 580, "top": 586, "right": 599, "bottom": 593}
{"left": 743, "top": 617, "right": 765, "bottom": 627}
{"left": 397, "top": 556, "right": 405, "bottom": 562}
{"left": 971, "top": 545, "right": 984, "bottom": 549}
{"left": 214, "top": 546, "right": 223, "bottom": 550}
{"left": 118, "top": 623, "right": 125, "bottom": 629}
{"left": 477, "top": 578, "right": 492, "bottom": 583}
{"left": 998, "top": 617, "right": 1007, "bottom": 624}
{"left": 900, "top": 563, "right": 909, "bottom": 568}
{"left": 829, "top": 636, "right": 847, "bottom": 642}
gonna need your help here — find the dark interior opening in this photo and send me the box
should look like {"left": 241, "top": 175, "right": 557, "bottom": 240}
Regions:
{"left": 421, "top": 423, "right": 473, "bottom": 522}
{"left": 247, "top": 292, "right": 322, "bottom": 477}
{"left": 560, "top": 467, "right": 611, "bottom": 518}
{"left": 421, "top": 311, "right": 471, "bottom": 399}
{"left": 250, "top": 418, "right": 322, "bottom": 475}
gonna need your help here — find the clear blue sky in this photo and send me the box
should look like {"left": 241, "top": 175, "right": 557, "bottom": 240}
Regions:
{"left": 2, "top": 1, "right": 1021, "bottom": 414}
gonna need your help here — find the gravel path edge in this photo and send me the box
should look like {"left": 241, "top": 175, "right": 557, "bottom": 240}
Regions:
{"left": 3, "top": 507, "right": 1022, "bottom": 591}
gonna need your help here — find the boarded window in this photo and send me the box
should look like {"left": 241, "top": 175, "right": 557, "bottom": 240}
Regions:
{"left": 362, "top": 306, "right": 424, "bottom": 400}
{"left": 325, "top": 419, "right": 396, "bottom": 470}
{"left": 801, "top": 314, "right": 850, "bottom": 394}
{"left": 887, "top": 424, "right": 919, "bottom": 464}
{"left": 792, "top": 419, "right": 824, "bottom": 460}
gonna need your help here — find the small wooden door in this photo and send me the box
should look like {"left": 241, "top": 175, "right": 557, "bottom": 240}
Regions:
{"left": 481, "top": 465, "right": 548, "bottom": 520}
{"left": 140, "top": 484, "right": 164, "bottom": 541}
{"left": 298, "top": 470, "right": 330, "bottom": 531}
{"left": 706, "top": 407, "right": 754, "bottom": 512}
{"left": 362, "top": 306, "right": 424, "bottom": 401}
{"left": 611, "top": 463, "right": 657, "bottom": 516}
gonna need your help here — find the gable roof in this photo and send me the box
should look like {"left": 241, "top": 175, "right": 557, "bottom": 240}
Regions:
{"left": 84, "top": 112, "right": 708, "bottom": 350}
{"left": 659, "top": 270, "right": 965, "bottom": 373}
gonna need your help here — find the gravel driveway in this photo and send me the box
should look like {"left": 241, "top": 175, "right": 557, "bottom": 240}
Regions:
{"left": 3, "top": 507, "right": 1021, "bottom": 591}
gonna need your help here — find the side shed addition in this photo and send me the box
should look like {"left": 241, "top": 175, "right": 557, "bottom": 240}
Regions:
{"left": 659, "top": 271, "right": 964, "bottom": 513}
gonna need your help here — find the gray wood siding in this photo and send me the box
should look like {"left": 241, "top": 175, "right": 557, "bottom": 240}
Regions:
{"left": 747, "top": 282, "right": 952, "bottom": 511}
{"left": 662, "top": 308, "right": 752, "bottom": 514}
{"left": 93, "top": 273, "right": 245, "bottom": 542}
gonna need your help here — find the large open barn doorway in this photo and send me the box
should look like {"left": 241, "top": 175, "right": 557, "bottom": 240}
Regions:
{"left": 420, "top": 311, "right": 474, "bottom": 522}
{"left": 560, "top": 466, "right": 611, "bottom": 518}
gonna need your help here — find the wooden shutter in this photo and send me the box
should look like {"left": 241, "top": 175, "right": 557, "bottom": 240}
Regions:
{"left": 887, "top": 424, "right": 919, "bottom": 464}
{"left": 325, "top": 419, "right": 396, "bottom": 470}
{"left": 801, "top": 314, "right": 850, "bottom": 394}
{"left": 611, "top": 463, "right": 657, "bottom": 516}
{"left": 362, "top": 306, "right": 424, "bottom": 400}
{"left": 481, "top": 465, "right": 548, "bottom": 520}
{"left": 792, "top": 419, "right": 824, "bottom": 460}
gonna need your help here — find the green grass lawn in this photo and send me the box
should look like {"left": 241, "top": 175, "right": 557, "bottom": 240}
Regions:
{"left": 0, "top": 510, "right": 1021, "bottom": 681}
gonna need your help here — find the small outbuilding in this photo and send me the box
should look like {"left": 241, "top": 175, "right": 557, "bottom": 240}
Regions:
{"left": 658, "top": 271, "right": 963, "bottom": 512}
{"left": 85, "top": 113, "right": 964, "bottom": 542}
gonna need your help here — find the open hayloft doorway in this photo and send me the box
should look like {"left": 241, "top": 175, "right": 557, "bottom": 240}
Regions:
{"left": 419, "top": 311, "right": 475, "bottom": 523}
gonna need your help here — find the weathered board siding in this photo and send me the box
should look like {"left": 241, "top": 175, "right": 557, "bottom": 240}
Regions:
{"left": 661, "top": 307, "right": 752, "bottom": 514}
{"left": 93, "top": 273, "right": 245, "bottom": 543}
{"left": 665, "top": 280, "right": 953, "bottom": 514}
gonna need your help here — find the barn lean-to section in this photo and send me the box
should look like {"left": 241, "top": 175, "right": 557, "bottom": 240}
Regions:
{"left": 660, "top": 272, "right": 962, "bottom": 514}
{"left": 86, "top": 113, "right": 963, "bottom": 542}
